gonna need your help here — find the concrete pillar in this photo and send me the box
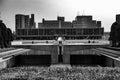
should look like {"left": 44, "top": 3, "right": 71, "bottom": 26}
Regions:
{"left": 105, "top": 57, "right": 114, "bottom": 67}
{"left": 63, "top": 51, "right": 70, "bottom": 64}
{"left": 51, "top": 48, "right": 58, "bottom": 64}
{"left": 113, "top": 60, "right": 120, "bottom": 67}
{"left": 7, "top": 57, "right": 15, "bottom": 67}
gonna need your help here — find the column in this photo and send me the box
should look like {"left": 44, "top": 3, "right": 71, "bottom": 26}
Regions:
{"left": 51, "top": 46, "right": 58, "bottom": 64}
{"left": 63, "top": 47, "right": 70, "bottom": 64}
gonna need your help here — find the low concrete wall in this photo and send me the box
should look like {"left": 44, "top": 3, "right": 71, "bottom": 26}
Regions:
{"left": 1, "top": 53, "right": 119, "bottom": 67}
{"left": 70, "top": 55, "right": 106, "bottom": 66}
{"left": 15, "top": 55, "right": 51, "bottom": 66}
{"left": 22, "top": 50, "right": 51, "bottom": 55}
{"left": 0, "top": 57, "right": 15, "bottom": 69}
{"left": 6, "top": 57, "right": 15, "bottom": 67}
{"left": 104, "top": 57, "right": 114, "bottom": 67}
{"left": 113, "top": 60, "right": 120, "bottom": 67}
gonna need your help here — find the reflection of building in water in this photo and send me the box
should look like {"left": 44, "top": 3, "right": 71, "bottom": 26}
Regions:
{"left": 16, "top": 15, "right": 104, "bottom": 40}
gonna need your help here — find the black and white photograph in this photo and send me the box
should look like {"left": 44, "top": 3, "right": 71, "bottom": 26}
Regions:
{"left": 0, "top": 0, "right": 120, "bottom": 79}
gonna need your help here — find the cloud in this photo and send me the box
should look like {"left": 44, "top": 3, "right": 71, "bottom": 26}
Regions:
{"left": 0, "top": 0, "right": 4, "bottom": 6}
{"left": 0, "top": 0, "right": 119, "bottom": 32}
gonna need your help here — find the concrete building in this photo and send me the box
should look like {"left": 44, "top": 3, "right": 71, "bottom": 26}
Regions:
{"left": 40, "top": 16, "right": 72, "bottom": 28}
{"left": 30, "top": 14, "right": 36, "bottom": 28}
{"left": 102, "top": 32, "right": 110, "bottom": 40}
{"left": 16, "top": 15, "right": 104, "bottom": 40}
{"left": 15, "top": 14, "right": 35, "bottom": 29}
{"left": 72, "top": 16, "right": 101, "bottom": 28}
{"left": 24, "top": 15, "right": 30, "bottom": 28}
{"left": 15, "top": 14, "right": 26, "bottom": 29}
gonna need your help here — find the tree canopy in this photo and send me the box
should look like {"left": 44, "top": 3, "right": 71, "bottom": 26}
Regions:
{"left": 0, "top": 22, "right": 14, "bottom": 48}
{"left": 109, "top": 22, "right": 120, "bottom": 47}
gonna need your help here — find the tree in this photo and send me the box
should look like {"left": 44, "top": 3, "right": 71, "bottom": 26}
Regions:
{"left": 0, "top": 22, "right": 7, "bottom": 48}
{"left": 0, "top": 28, "right": 4, "bottom": 48}
{"left": 109, "top": 22, "right": 120, "bottom": 47}
{"left": 0, "top": 22, "right": 10, "bottom": 48}
{"left": 6, "top": 28, "right": 14, "bottom": 47}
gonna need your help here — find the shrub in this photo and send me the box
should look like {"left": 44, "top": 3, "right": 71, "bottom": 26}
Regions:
{"left": 0, "top": 66, "right": 120, "bottom": 80}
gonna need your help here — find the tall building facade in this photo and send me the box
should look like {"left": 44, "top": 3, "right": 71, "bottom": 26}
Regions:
{"left": 24, "top": 15, "right": 30, "bottom": 28}
{"left": 40, "top": 16, "right": 72, "bottom": 28}
{"left": 16, "top": 15, "right": 104, "bottom": 40}
{"left": 72, "top": 16, "right": 101, "bottom": 28}
{"left": 15, "top": 14, "right": 35, "bottom": 29}
{"left": 16, "top": 14, "right": 26, "bottom": 29}
{"left": 30, "top": 14, "right": 36, "bottom": 28}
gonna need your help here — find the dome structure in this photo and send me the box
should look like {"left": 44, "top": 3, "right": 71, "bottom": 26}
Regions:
{"left": 57, "top": 37, "right": 63, "bottom": 41}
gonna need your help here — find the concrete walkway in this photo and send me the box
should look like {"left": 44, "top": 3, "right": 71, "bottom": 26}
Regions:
{"left": 50, "top": 64, "right": 72, "bottom": 69}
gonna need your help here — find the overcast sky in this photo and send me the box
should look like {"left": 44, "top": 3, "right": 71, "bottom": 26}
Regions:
{"left": 0, "top": 0, "right": 120, "bottom": 32}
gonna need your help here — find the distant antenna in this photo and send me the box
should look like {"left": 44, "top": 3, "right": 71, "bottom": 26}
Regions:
{"left": 77, "top": 11, "right": 79, "bottom": 16}
{"left": 82, "top": 10, "right": 85, "bottom": 16}
{"left": 57, "top": 12, "right": 59, "bottom": 17}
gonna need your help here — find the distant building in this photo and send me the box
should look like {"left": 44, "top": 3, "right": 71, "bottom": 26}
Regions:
{"left": 40, "top": 16, "right": 72, "bottom": 28}
{"left": 15, "top": 14, "right": 35, "bottom": 29}
{"left": 38, "top": 23, "right": 42, "bottom": 28}
{"left": 16, "top": 15, "right": 104, "bottom": 40}
{"left": 15, "top": 14, "right": 26, "bottom": 29}
{"left": 72, "top": 16, "right": 101, "bottom": 28}
{"left": 102, "top": 32, "right": 110, "bottom": 40}
{"left": 24, "top": 15, "right": 30, "bottom": 28}
{"left": 30, "top": 14, "right": 36, "bottom": 28}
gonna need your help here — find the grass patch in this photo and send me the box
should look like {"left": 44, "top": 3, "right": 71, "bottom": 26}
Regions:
{"left": 0, "top": 66, "right": 120, "bottom": 80}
